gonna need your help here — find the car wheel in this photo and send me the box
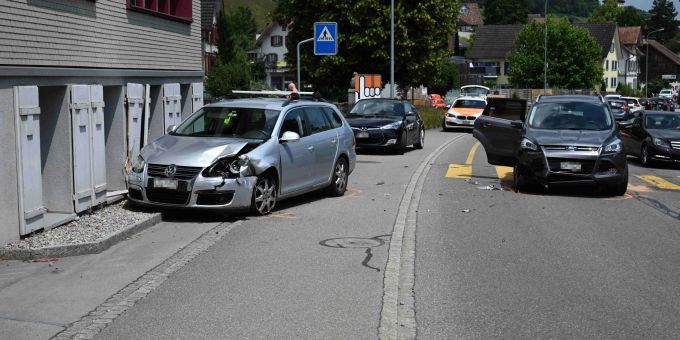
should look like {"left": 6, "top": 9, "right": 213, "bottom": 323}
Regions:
{"left": 325, "top": 157, "right": 349, "bottom": 197}
{"left": 512, "top": 163, "right": 526, "bottom": 193}
{"left": 395, "top": 131, "right": 407, "bottom": 155}
{"left": 414, "top": 128, "right": 425, "bottom": 149}
{"left": 606, "top": 167, "right": 628, "bottom": 196}
{"left": 640, "top": 143, "right": 651, "bottom": 167}
{"left": 251, "top": 174, "right": 277, "bottom": 215}
{"left": 442, "top": 120, "right": 449, "bottom": 132}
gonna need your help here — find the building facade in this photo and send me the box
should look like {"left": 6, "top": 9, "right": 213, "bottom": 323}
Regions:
{"left": 640, "top": 39, "right": 680, "bottom": 91}
{"left": 249, "top": 23, "right": 292, "bottom": 90}
{"left": 0, "top": 0, "right": 205, "bottom": 244}
{"left": 618, "top": 26, "right": 642, "bottom": 90}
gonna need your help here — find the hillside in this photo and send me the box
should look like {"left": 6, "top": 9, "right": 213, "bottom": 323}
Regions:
{"left": 223, "top": 0, "right": 277, "bottom": 31}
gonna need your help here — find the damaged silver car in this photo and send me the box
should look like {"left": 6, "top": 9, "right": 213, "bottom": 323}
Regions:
{"left": 127, "top": 98, "right": 356, "bottom": 215}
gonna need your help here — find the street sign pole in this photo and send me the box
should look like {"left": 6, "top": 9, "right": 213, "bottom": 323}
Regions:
{"left": 390, "top": 0, "right": 395, "bottom": 99}
{"left": 297, "top": 37, "right": 314, "bottom": 89}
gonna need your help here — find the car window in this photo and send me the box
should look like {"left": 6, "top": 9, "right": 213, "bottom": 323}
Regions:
{"left": 280, "top": 108, "right": 309, "bottom": 137}
{"left": 322, "top": 107, "right": 343, "bottom": 128}
{"left": 453, "top": 100, "right": 486, "bottom": 109}
{"left": 349, "top": 99, "right": 405, "bottom": 118}
{"left": 645, "top": 114, "right": 680, "bottom": 130}
{"left": 174, "top": 106, "right": 279, "bottom": 139}
{"left": 304, "top": 106, "right": 332, "bottom": 134}
{"left": 528, "top": 102, "right": 612, "bottom": 130}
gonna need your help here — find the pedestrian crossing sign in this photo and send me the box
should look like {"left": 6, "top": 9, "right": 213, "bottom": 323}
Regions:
{"left": 314, "top": 22, "right": 337, "bottom": 55}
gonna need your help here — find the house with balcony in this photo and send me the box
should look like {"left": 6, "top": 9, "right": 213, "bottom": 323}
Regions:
{"left": 249, "top": 22, "right": 292, "bottom": 90}
{"left": 201, "top": 0, "right": 223, "bottom": 74}
{"left": 0, "top": 0, "right": 205, "bottom": 245}
{"left": 574, "top": 23, "right": 622, "bottom": 93}
{"left": 618, "top": 26, "right": 642, "bottom": 90}
{"left": 451, "top": 3, "right": 484, "bottom": 55}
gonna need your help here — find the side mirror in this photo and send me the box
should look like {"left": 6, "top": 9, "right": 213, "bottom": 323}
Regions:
{"left": 406, "top": 114, "right": 417, "bottom": 122}
{"left": 510, "top": 120, "right": 523, "bottom": 129}
{"left": 279, "top": 131, "right": 301, "bottom": 143}
{"left": 616, "top": 121, "right": 631, "bottom": 128}
{"left": 167, "top": 125, "right": 177, "bottom": 134}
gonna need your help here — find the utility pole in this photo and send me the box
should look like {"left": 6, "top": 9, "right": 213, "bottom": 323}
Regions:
{"left": 544, "top": 0, "right": 547, "bottom": 95}
{"left": 297, "top": 37, "right": 314, "bottom": 90}
{"left": 390, "top": 0, "right": 395, "bottom": 99}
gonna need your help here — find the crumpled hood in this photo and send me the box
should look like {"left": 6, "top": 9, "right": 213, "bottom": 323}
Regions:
{"left": 649, "top": 129, "right": 680, "bottom": 141}
{"left": 527, "top": 129, "right": 613, "bottom": 147}
{"left": 141, "top": 135, "right": 256, "bottom": 167}
{"left": 346, "top": 117, "right": 400, "bottom": 128}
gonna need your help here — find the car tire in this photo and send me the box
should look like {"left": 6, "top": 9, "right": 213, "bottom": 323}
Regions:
{"left": 640, "top": 143, "right": 651, "bottom": 167}
{"left": 395, "top": 131, "right": 407, "bottom": 155}
{"left": 325, "top": 157, "right": 349, "bottom": 197}
{"left": 414, "top": 128, "right": 425, "bottom": 149}
{"left": 513, "top": 163, "right": 526, "bottom": 193}
{"left": 442, "top": 120, "right": 449, "bottom": 132}
{"left": 606, "top": 167, "right": 628, "bottom": 196}
{"left": 251, "top": 174, "right": 277, "bottom": 215}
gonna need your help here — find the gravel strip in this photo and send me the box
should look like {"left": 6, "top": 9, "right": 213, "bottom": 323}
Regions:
{"left": 2, "top": 201, "right": 156, "bottom": 250}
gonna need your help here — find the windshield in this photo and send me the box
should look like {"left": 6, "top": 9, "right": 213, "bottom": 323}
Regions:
{"left": 173, "top": 106, "right": 280, "bottom": 139}
{"left": 528, "top": 102, "right": 613, "bottom": 130}
{"left": 453, "top": 99, "right": 486, "bottom": 109}
{"left": 350, "top": 100, "right": 405, "bottom": 118}
{"left": 645, "top": 114, "right": 680, "bottom": 130}
{"left": 461, "top": 86, "right": 489, "bottom": 97}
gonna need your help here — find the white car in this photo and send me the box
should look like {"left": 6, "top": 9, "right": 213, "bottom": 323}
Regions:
{"left": 621, "top": 97, "right": 642, "bottom": 113}
{"left": 659, "top": 89, "right": 675, "bottom": 99}
{"left": 442, "top": 96, "right": 487, "bottom": 130}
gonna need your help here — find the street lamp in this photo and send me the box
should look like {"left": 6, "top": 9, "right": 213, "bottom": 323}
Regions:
{"left": 645, "top": 28, "right": 665, "bottom": 97}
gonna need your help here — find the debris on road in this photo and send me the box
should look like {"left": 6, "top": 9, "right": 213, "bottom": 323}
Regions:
{"left": 376, "top": 181, "right": 385, "bottom": 185}
{"left": 478, "top": 184, "right": 502, "bottom": 191}
{"left": 32, "top": 258, "right": 59, "bottom": 263}
{"left": 462, "top": 209, "right": 471, "bottom": 213}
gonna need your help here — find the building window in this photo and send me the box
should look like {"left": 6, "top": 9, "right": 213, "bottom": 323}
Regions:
{"left": 611, "top": 77, "right": 617, "bottom": 88}
{"left": 605, "top": 60, "right": 609, "bottom": 71}
{"left": 271, "top": 36, "right": 283, "bottom": 47}
{"left": 605, "top": 78, "right": 608, "bottom": 87}
{"left": 265, "top": 53, "right": 278, "bottom": 66}
{"left": 612, "top": 61, "right": 617, "bottom": 71}
{"left": 610, "top": 43, "right": 614, "bottom": 53}
{"left": 127, "top": 0, "right": 192, "bottom": 23}
{"left": 281, "top": 25, "right": 287, "bottom": 32}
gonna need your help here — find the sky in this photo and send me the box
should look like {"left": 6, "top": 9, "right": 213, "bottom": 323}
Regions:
{"left": 624, "top": 0, "right": 680, "bottom": 18}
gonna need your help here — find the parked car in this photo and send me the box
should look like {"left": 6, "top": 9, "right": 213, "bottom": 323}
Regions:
{"left": 442, "top": 96, "right": 487, "bottom": 130}
{"left": 604, "top": 94, "right": 622, "bottom": 99}
{"left": 641, "top": 98, "right": 653, "bottom": 110}
{"left": 346, "top": 98, "right": 425, "bottom": 154}
{"left": 606, "top": 99, "right": 631, "bottom": 121}
{"left": 619, "top": 111, "right": 680, "bottom": 166}
{"left": 473, "top": 95, "right": 628, "bottom": 195}
{"left": 658, "top": 88, "right": 675, "bottom": 100}
{"left": 657, "top": 97, "right": 675, "bottom": 111}
{"left": 127, "top": 98, "right": 357, "bottom": 215}
{"left": 432, "top": 98, "right": 448, "bottom": 110}
{"left": 621, "top": 96, "right": 642, "bottom": 113}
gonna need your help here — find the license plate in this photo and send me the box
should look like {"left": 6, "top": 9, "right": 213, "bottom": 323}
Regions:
{"left": 357, "top": 132, "right": 369, "bottom": 138}
{"left": 560, "top": 162, "right": 581, "bottom": 172}
{"left": 462, "top": 120, "right": 473, "bottom": 124}
{"left": 154, "top": 178, "right": 178, "bottom": 189}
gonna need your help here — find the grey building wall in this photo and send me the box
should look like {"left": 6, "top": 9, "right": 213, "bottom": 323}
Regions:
{"left": 1, "top": 0, "right": 202, "bottom": 71}
{"left": 0, "top": 87, "right": 19, "bottom": 246}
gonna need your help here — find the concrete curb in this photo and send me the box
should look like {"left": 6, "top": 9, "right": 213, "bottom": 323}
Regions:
{"left": 0, "top": 214, "right": 162, "bottom": 261}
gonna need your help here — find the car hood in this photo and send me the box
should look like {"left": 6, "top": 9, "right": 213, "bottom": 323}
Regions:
{"left": 527, "top": 129, "right": 613, "bottom": 147}
{"left": 649, "top": 129, "right": 680, "bottom": 140}
{"left": 346, "top": 116, "right": 401, "bottom": 128}
{"left": 447, "top": 108, "right": 484, "bottom": 116}
{"left": 140, "top": 135, "right": 259, "bottom": 167}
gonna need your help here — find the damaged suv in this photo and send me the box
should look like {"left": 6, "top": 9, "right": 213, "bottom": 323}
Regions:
{"left": 127, "top": 98, "right": 356, "bottom": 215}
{"left": 473, "top": 95, "right": 628, "bottom": 195}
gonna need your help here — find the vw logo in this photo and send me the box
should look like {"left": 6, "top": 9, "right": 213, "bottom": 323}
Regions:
{"left": 164, "top": 164, "right": 177, "bottom": 177}
{"left": 566, "top": 146, "right": 576, "bottom": 151}
{"left": 361, "top": 127, "right": 368, "bottom": 131}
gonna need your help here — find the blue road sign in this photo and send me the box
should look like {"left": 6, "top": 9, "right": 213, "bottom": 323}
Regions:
{"left": 314, "top": 22, "right": 337, "bottom": 55}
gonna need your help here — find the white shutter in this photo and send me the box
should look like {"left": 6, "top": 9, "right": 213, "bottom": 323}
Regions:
{"left": 14, "top": 86, "right": 46, "bottom": 234}
{"left": 192, "top": 82, "right": 204, "bottom": 113}
{"left": 142, "top": 84, "right": 151, "bottom": 147}
{"left": 163, "top": 83, "right": 182, "bottom": 133}
{"left": 89, "top": 85, "right": 107, "bottom": 205}
{"left": 126, "top": 83, "right": 144, "bottom": 164}
{"left": 70, "top": 85, "right": 94, "bottom": 212}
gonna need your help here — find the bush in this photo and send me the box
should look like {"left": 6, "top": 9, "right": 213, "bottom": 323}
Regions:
{"left": 417, "top": 105, "right": 446, "bottom": 129}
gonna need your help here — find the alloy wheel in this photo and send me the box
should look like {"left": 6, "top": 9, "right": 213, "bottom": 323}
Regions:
{"left": 334, "top": 161, "right": 347, "bottom": 192}
{"left": 254, "top": 177, "right": 277, "bottom": 215}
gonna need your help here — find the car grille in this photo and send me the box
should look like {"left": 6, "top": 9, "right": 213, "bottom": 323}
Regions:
{"left": 542, "top": 145, "right": 600, "bottom": 152}
{"left": 147, "top": 164, "right": 202, "bottom": 180}
{"left": 456, "top": 116, "right": 476, "bottom": 120}
{"left": 352, "top": 128, "right": 385, "bottom": 145}
{"left": 547, "top": 158, "right": 596, "bottom": 174}
{"left": 671, "top": 141, "right": 680, "bottom": 150}
{"left": 145, "top": 189, "right": 191, "bottom": 205}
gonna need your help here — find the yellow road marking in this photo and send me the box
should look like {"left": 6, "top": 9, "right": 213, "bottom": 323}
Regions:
{"left": 636, "top": 175, "right": 680, "bottom": 191}
{"left": 495, "top": 166, "right": 513, "bottom": 181}
{"left": 445, "top": 142, "right": 480, "bottom": 179}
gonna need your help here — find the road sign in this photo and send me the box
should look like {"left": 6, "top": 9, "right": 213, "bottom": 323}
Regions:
{"left": 314, "top": 22, "right": 337, "bottom": 55}
{"left": 662, "top": 74, "right": 677, "bottom": 80}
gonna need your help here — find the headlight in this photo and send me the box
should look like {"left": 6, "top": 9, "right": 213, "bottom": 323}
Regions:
{"left": 603, "top": 139, "right": 622, "bottom": 153}
{"left": 380, "top": 121, "right": 402, "bottom": 130}
{"left": 520, "top": 138, "right": 538, "bottom": 151}
{"left": 653, "top": 137, "right": 669, "bottom": 149}
{"left": 203, "top": 157, "right": 239, "bottom": 178}
{"left": 131, "top": 155, "right": 145, "bottom": 173}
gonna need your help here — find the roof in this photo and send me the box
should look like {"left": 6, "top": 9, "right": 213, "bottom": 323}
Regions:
{"left": 467, "top": 25, "right": 523, "bottom": 59}
{"left": 537, "top": 95, "right": 604, "bottom": 104}
{"left": 574, "top": 23, "right": 617, "bottom": 59}
{"left": 643, "top": 39, "right": 680, "bottom": 66}
{"left": 618, "top": 26, "right": 641, "bottom": 45}
{"left": 459, "top": 3, "right": 483, "bottom": 26}
{"left": 255, "top": 22, "right": 278, "bottom": 47}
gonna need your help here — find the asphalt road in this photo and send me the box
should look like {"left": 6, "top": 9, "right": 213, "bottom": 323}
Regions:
{"left": 73, "top": 128, "right": 680, "bottom": 339}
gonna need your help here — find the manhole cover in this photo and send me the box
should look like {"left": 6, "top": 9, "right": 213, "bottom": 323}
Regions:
{"left": 320, "top": 237, "right": 386, "bottom": 248}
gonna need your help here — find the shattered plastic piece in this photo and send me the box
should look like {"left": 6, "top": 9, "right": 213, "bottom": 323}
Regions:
{"left": 462, "top": 209, "right": 471, "bottom": 213}
{"left": 478, "top": 185, "right": 502, "bottom": 191}
{"left": 376, "top": 181, "right": 385, "bottom": 185}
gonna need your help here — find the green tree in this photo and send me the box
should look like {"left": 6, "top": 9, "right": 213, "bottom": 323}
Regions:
{"left": 647, "top": 78, "right": 671, "bottom": 96}
{"left": 507, "top": 17, "right": 603, "bottom": 89}
{"left": 482, "top": 0, "right": 528, "bottom": 24}
{"left": 526, "top": 0, "right": 598, "bottom": 18}
{"left": 273, "top": 0, "right": 459, "bottom": 101}
{"left": 426, "top": 59, "right": 459, "bottom": 94}
{"left": 646, "top": 0, "right": 679, "bottom": 44}
{"left": 589, "top": 0, "right": 619, "bottom": 23}
{"left": 617, "top": 6, "right": 648, "bottom": 27}
{"left": 205, "top": 55, "right": 252, "bottom": 97}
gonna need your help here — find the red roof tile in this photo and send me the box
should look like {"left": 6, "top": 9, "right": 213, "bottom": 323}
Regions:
{"left": 619, "top": 26, "right": 641, "bottom": 45}
{"left": 459, "top": 3, "right": 483, "bottom": 26}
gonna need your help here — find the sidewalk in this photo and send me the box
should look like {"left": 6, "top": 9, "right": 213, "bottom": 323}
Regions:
{"left": 0, "top": 218, "right": 222, "bottom": 339}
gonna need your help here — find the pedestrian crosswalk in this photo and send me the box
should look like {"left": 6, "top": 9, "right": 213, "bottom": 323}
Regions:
{"left": 445, "top": 142, "right": 680, "bottom": 191}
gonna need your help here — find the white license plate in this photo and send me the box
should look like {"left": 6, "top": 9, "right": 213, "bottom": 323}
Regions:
{"left": 560, "top": 162, "right": 581, "bottom": 172}
{"left": 462, "top": 120, "right": 473, "bottom": 124}
{"left": 357, "top": 132, "right": 369, "bottom": 138}
{"left": 154, "top": 178, "right": 178, "bottom": 189}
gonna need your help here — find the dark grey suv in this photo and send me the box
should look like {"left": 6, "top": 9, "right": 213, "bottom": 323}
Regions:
{"left": 473, "top": 95, "right": 628, "bottom": 195}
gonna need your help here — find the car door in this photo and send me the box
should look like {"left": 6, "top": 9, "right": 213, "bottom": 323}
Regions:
{"left": 628, "top": 115, "right": 646, "bottom": 157}
{"left": 278, "top": 108, "right": 316, "bottom": 195}
{"left": 403, "top": 103, "right": 419, "bottom": 144}
{"left": 303, "top": 106, "right": 339, "bottom": 185}
{"left": 473, "top": 108, "right": 523, "bottom": 166}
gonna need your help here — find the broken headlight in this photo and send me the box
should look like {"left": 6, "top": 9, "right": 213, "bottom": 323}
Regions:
{"left": 202, "top": 155, "right": 251, "bottom": 178}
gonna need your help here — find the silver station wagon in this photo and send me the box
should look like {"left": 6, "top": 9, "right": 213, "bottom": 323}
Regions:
{"left": 127, "top": 98, "right": 356, "bottom": 215}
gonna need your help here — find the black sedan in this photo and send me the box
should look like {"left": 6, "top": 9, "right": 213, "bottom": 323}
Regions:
{"left": 346, "top": 98, "right": 425, "bottom": 154}
{"left": 619, "top": 111, "right": 680, "bottom": 166}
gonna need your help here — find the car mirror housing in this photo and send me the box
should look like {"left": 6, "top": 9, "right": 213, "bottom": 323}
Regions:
{"left": 279, "top": 131, "right": 301, "bottom": 143}
{"left": 510, "top": 120, "right": 523, "bottom": 129}
{"left": 167, "top": 125, "right": 177, "bottom": 134}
